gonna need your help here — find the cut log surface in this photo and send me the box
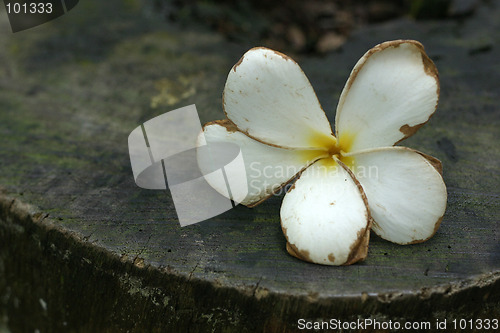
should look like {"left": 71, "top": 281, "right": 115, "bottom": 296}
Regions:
{"left": 0, "top": 1, "right": 499, "bottom": 332}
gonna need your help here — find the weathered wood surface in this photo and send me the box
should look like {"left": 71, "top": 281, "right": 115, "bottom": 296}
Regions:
{"left": 1, "top": 0, "right": 499, "bottom": 332}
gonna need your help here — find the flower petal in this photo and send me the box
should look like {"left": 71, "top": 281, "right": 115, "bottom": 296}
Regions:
{"left": 280, "top": 158, "right": 370, "bottom": 265}
{"left": 224, "top": 47, "right": 335, "bottom": 149}
{"left": 335, "top": 40, "right": 439, "bottom": 152}
{"left": 198, "top": 120, "right": 325, "bottom": 207}
{"left": 349, "top": 147, "right": 447, "bottom": 244}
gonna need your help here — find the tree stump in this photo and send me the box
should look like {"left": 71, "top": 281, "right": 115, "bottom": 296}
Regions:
{"left": 0, "top": 1, "right": 499, "bottom": 332}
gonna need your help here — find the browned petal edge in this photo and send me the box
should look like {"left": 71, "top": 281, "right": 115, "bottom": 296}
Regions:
{"left": 398, "top": 123, "right": 426, "bottom": 139}
{"left": 223, "top": 46, "right": 335, "bottom": 140}
{"left": 202, "top": 118, "right": 239, "bottom": 132}
{"left": 336, "top": 158, "right": 373, "bottom": 265}
{"left": 395, "top": 41, "right": 440, "bottom": 144}
{"left": 407, "top": 147, "right": 447, "bottom": 245}
{"left": 233, "top": 54, "right": 245, "bottom": 72}
{"left": 281, "top": 226, "right": 315, "bottom": 264}
{"left": 415, "top": 150, "right": 444, "bottom": 175}
{"left": 396, "top": 145, "right": 445, "bottom": 177}
{"left": 407, "top": 215, "right": 445, "bottom": 245}
{"left": 233, "top": 47, "right": 292, "bottom": 73}
{"left": 286, "top": 241, "right": 313, "bottom": 263}
{"left": 277, "top": 161, "right": 315, "bottom": 257}
{"left": 336, "top": 40, "right": 440, "bottom": 143}
{"left": 279, "top": 172, "right": 317, "bottom": 264}
{"left": 233, "top": 46, "right": 297, "bottom": 71}
{"left": 258, "top": 46, "right": 293, "bottom": 62}
{"left": 246, "top": 174, "right": 299, "bottom": 208}
{"left": 203, "top": 116, "right": 292, "bottom": 150}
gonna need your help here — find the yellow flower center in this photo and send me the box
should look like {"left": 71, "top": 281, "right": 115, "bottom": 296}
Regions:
{"left": 304, "top": 131, "right": 356, "bottom": 168}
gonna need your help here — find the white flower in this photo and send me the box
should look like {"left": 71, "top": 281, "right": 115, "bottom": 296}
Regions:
{"left": 198, "top": 40, "right": 447, "bottom": 265}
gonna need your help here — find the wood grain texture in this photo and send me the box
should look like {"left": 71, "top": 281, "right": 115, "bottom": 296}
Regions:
{"left": 1, "top": 0, "right": 499, "bottom": 331}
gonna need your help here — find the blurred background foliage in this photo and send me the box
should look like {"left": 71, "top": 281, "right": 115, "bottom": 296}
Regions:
{"left": 152, "top": 0, "right": 482, "bottom": 54}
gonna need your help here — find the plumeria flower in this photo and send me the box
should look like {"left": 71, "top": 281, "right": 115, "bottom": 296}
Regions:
{"left": 198, "top": 40, "right": 447, "bottom": 265}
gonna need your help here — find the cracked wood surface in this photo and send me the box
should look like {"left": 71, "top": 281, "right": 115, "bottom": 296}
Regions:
{"left": 0, "top": 0, "right": 499, "bottom": 331}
